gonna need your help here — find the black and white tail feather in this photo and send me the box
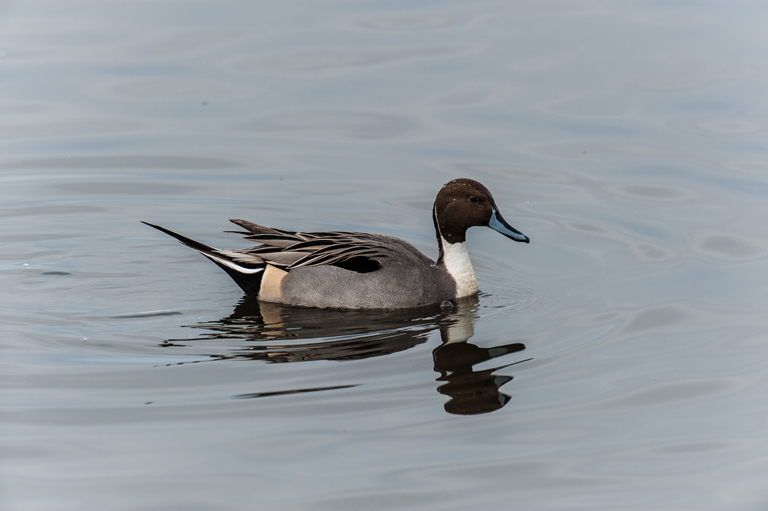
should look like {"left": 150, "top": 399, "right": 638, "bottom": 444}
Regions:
{"left": 141, "top": 221, "right": 268, "bottom": 294}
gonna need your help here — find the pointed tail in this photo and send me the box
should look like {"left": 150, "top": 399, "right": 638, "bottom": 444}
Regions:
{"left": 141, "top": 221, "right": 265, "bottom": 296}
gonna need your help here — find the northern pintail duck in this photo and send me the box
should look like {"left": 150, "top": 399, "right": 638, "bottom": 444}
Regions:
{"left": 143, "top": 178, "right": 529, "bottom": 309}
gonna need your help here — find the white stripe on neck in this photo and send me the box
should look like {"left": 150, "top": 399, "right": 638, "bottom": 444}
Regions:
{"left": 440, "top": 236, "right": 478, "bottom": 298}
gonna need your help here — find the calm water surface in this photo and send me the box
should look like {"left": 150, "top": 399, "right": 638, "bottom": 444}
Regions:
{"left": 2, "top": 1, "right": 768, "bottom": 510}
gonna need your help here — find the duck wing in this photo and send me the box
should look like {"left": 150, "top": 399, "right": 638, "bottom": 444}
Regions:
{"left": 228, "top": 218, "right": 429, "bottom": 273}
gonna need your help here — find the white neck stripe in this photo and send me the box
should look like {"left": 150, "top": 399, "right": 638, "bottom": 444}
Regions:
{"left": 440, "top": 236, "right": 478, "bottom": 298}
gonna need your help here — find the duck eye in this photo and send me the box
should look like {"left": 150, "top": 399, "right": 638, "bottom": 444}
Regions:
{"left": 469, "top": 196, "right": 478, "bottom": 203}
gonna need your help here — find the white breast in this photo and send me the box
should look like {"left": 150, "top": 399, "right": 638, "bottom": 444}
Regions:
{"left": 441, "top": 237, "right": 478, "bottom": 298}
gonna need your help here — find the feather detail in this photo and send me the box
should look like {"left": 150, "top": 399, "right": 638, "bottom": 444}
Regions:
{"left": 225, "top": 220, "right": 409, "bottom": 273}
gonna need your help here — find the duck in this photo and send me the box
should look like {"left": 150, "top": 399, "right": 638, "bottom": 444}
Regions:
{"left": 142, "top": 178, "right": 529, "bottom": 309}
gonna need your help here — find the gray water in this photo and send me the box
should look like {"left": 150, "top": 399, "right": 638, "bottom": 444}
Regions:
{"left": 2, "top": 1, "right": 768, "bottom": 510}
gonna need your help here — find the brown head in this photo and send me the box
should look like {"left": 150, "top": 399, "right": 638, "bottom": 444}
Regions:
{"left": 432, "top": 178, "right": 530, "bottom": 245}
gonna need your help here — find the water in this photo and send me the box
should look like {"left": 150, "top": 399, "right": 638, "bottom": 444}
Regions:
{"left": 2, "top": 1, "right": 768, "bottom": 509}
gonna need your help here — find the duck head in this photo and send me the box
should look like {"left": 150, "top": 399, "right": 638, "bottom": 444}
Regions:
{"left": 433, "top": 178, "right": 530, "bottom": 245}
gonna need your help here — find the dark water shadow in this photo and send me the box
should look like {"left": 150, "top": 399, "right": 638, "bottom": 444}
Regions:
{"left": 163, "top": 296, "right": 529, "bottom": 415}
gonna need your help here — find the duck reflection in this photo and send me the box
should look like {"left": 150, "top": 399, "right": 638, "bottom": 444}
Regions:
{"left": 167, "top": 295, "right": 529, "bottom": 415}
{"left": 174, "top": 297, "right": 444, "bottom": 362}
{"left": 433, "top": 319, "right": 528, "bottom": 415}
